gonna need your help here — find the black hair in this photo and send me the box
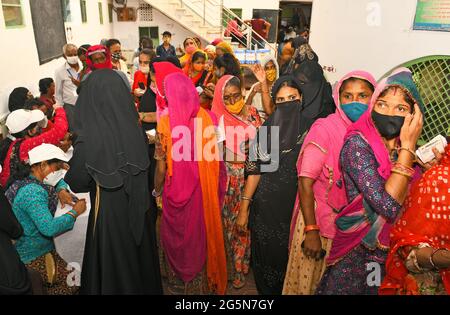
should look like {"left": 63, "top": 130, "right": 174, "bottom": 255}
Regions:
{"left": 8, "top": 87, "right": 30, "bottom": 112}
{"left": 39, "top": 78, "right": 54, "bottom": 94}
{"left": 339, "top": 77, "right": 375, "bottom": 95}
{"left": 162, "top": 31, "right": 172, "bottom": 37}
{"left": 141, "top": 38, "right": 154, "bottom": 50}
{"left": 78, "top": 44, "right": 91, "bottom": 57}
{"left": 183, "top": 38, "right": 195, "bottom": 48}
{"left": 139, "top": 48, "right": 156, "bottom": 60}
{"left": 148, "top": 56, "right": 182, "bottom": 87}
{"left": 214, "top": 53, "right": 241, "bottom": 78}
{"left": 0, "top": 123, "right": 38, "bottom": 168}
{"left": 272, "top": 80, "right": 302, "bottom": 103}
{"left": 150, "top": 56, "right": 181, "bottom": 74}
{"left": 24, "top": 98, "right": 46, "bottom": 111}
{"left": 242, "top": 67, "right": 258, "bottom": 89}
{"left": 254, "top": 12, "right": 261, "bottom": 19}
{"left": 191, "top": 51, "right": 206, "bottom": 63}
{"left": 106, "top": 38, "right": 121, "bottom": 49}
{"left": 225, "top": 76, "right": 241, "bottom": 89}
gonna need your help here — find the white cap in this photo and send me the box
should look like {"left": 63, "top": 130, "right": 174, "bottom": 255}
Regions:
{"left": 5, "top": 109, "right": 45, "bottom": 134}
{"left": 28, "top": 143, "right": 70, "bottom": 165}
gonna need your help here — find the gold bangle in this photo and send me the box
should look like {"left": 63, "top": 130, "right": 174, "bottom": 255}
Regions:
{"left": 241, "top": 196, "right": 253, "bottom": 202}
{"left": 66, "top": 211, "right": 77, "bottom": 220}
{"left": 398, "top": 147, "right": 416, "bottom": 160}
{"left": 391, "top": 169, "right": 413, "bottom": 179}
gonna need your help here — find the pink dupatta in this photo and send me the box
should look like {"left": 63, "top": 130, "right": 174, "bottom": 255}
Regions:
{"left": 327, "top": 68, "right": 424, "bottom": 265}
{"left": 289, "top": 71, "right": 377, "bottom": 244}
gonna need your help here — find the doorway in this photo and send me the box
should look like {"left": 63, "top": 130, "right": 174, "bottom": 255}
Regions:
{"left": 278, "top": 1, "right": 313, "bottom": 43}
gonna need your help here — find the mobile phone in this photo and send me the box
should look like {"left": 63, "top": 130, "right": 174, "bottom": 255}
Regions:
{"left": 196, "top": 86, "right": 204, "bottom": 95}
{"left": 138, "top": 82, "right": 146, "bottom": 90}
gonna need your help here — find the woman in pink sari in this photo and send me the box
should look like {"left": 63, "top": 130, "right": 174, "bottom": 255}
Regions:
{"left": 153, "top": 72, "right": 228, "bottom": 295}
{"left": 283, "top": 71, "right": 376, "bottom": 294}
{"left": 316, "top": 68, "right": 425, "bottom": 295}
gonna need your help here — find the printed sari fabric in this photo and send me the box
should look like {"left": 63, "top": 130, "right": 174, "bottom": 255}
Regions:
{"left": 157, "top": 73, "right": 227, "bottom": 294}
{"left": 380, "top": 146, "right": 450, "bottom": 295}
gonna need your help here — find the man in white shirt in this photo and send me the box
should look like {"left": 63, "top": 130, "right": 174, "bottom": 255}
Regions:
{"left": 54, "top": 43, "right": 80, "bottom": 131}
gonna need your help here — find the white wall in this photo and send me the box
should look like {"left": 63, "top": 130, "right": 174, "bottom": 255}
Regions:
{"left": 224, "top": 0, "right": 279, "bottom": 19}
{"left": 0, "top": 0, "right": 113, "bottom": 120}
{"left": 112, "top": 0, "right": 203, "bottom": 52}
{"left": 309, "top": 0, "right": 450, "bottom": 84}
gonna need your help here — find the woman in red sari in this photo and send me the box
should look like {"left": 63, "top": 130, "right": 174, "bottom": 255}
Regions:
{"left": 380, "top": 144, "right": 450, "bottom": 295}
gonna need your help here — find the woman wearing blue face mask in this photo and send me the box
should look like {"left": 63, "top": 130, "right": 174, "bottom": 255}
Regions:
{"left": 5, "top": 143, "right": 86, "bottom": 295}
{"left": 283, "top": 71, "right": 376, "bottom": 295}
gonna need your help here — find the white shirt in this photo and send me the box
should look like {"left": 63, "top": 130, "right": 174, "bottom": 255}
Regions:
{"left": 54, "top": 61, "right": 81, "bottom": 106}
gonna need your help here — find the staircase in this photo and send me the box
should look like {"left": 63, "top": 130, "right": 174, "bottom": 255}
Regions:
{"left": 143, "top": 0, "right": 223, "bottom": 43}
{"left": 144, "top": 0, "right": 276, "bottom": 55}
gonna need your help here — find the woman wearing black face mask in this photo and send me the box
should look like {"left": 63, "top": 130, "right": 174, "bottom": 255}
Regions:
{"left": 236, "top": 75, "right": 330, "bottom": 295}
{"left": 316, "top": 68, "right": 426, "bottom": 295}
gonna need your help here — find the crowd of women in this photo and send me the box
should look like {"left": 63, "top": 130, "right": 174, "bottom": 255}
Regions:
{"left": 0, "top": 33, "right": 449, "bottom": 296}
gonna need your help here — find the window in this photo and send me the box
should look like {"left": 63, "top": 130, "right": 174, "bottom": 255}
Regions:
{"left": 61, "top": 0, "right": 71, "bottom": 22}
{"left": 139, "top": 27, "right": 159, "bottom": 47}
{"left": 80, "top": 0, "right": 87, "bottom": 23}
{"left": 2, "top": 0, "right": 24, "bottom": 27}
{"left": 98, "top": 2, "right": 103, "bottom": 24}
{"left": 108, "top": 3, "right": 113, "bottom": 23}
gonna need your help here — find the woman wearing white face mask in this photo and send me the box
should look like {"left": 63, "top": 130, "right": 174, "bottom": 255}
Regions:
{"left": 133, "top": 49, "right": 156, "bottom": 103}
{"left": 5, "top": 143, "right": 86, "bottom": 295}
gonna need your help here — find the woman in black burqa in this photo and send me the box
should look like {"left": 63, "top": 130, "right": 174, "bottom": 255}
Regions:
{"left": 65, "top": 69, "right": 163, "bottom": 294}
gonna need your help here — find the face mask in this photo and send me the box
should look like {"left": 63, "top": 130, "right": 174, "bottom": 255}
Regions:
{"left": 140, "top": 65, "right": 150, "bottom": 74}
{"left": 193, "top": 63, "right": 204, "bottom": 72}
{"left": 185, "top": 46, "right": 196, "bottom": 55}
{"left": 226, "top": 98, "right": 245, "bottom": 115}
{"left": 371, "top": 111, "right": 405, "bottom": 140}
{"left": 67, "top": 56, "right": 79, "bottom": 65}
{"left": 341, "top": 102, "right": 369, "bottom": 122}
{"left": 215, "top": 69, "right": 223, "bottom": 78}
{"left": 43, "top": 169, "right": 65, "bottom": 187}
{"left": 111, "top": 52, "right": 122, "bottom": 61}
{"left": 266, "top": 69, "right": 277, "bottom": 82}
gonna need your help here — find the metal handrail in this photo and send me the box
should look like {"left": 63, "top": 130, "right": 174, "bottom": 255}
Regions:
{"left": 222, "top": 6, "right": 276, "bottom": 54}
{"left": 169, "top": 0, "right": 276, "bottom": 53}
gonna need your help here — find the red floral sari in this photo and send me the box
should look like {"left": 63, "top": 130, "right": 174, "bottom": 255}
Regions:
{"left": 380, "top": 145, "right": 450, "bottom": 295}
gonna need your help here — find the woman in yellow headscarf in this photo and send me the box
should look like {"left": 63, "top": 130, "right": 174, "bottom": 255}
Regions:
{"left": 216, "top": 41, "right": 235, "bottom": 58}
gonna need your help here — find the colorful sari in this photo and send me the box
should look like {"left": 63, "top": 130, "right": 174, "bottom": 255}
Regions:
{"left": 211, "top": 75, "right": 258, "bottom": 160}
{"left": 157, "top": 72, "right": 227, "bottom": 295}
{"left": 317, "top": 68, "right": 425, "bottom": 295}
{"left": 380, "top": 146, "right": 450, "bottom": 295}
{"left": 283, "top": 71, "right": 376, "bottom": 295}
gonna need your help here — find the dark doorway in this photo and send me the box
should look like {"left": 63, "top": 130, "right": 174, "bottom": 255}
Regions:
{"left": 278, "top": 1, "right": 313, "bottom": 43}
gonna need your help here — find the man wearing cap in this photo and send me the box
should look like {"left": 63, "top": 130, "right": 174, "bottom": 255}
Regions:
{"left": 156, "top": 31, "right": 176, "bottom": 58}
{"left": 4, "top": 143, "right": 86, "bottom": 295}
{"left": 0, "top": 107, "right": 68, "bottom": 188}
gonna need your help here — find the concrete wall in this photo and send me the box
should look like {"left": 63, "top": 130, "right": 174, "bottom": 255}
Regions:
{"left": 0, "top": 0, "right": 113, "bottom": 120}
{"left": 112, "top": 0, "right": 203, "bottom": 53}
{"left": 224, "top": 0, "right": 280, "bottom": 19}
{"left": 309, "top": 0, "right": 450, "bottom": 84}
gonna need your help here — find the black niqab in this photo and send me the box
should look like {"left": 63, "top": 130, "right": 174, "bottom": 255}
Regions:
{"left": 73, "top": 69, "right": 150, "bottom": 244}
